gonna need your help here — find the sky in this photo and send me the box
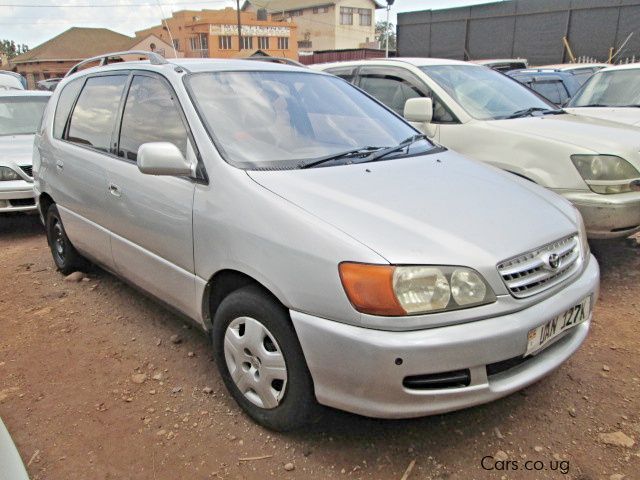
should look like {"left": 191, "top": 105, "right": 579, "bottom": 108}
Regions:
{"left": 0, "top": 0, "right": 497, "bottom": 49}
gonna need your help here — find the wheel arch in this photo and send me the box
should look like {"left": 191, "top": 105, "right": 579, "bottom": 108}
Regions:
{"left": 38, "top": 192, "right": 55, "bottom": 221}
{"left": 202, "top": 269, "right": 289, "bottom": 334}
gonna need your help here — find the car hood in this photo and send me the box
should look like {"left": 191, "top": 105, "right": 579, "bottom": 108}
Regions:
{"left": 484, "top": 113, "right": 640, "bottom": 154}
{"left": 563, "top": 107, "right": 640, "bottom": 127}
{"left": 247, "top": 150, "right": 577, "bottom": 268}
{"left": 0, "top": 134, "right": 34, "bottom": 166}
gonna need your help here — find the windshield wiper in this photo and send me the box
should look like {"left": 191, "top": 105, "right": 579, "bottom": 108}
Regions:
{"left": 298, "top": 146, "right": 382, "bottom": 169}
{"left": 356, "top": 134, "right": 430, "bottom": 164}
{"left": 506, "top": 107, "right": 563, "bottom": 119}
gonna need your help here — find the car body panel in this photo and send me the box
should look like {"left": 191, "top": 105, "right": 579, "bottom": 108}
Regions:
{"left": 564, "top": 107, "right": 640, "bottom": 126}
{"left": 0, "top": 418, "right": 29, "bottom": 480}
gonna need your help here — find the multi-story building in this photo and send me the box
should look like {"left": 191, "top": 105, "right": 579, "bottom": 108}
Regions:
{"left": 242, "top": 0, "right": 382, "bottom": 53}
{"left": 135, "top": 8, "right": 298, "bottom": 60}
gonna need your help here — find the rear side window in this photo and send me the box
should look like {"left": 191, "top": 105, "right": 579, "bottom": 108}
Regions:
{"left": 117, "top": 75, "right": 188, "bottom": 161}
{"left": 53, "top": 78, "right": 83, "bottom": 139}
{"left": 67, "top": 75, "right": 127, "bottom": 152}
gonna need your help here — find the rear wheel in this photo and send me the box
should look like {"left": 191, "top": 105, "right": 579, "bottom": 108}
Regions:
{"left": 45, "top": 204, "right": 88, "bottom": 274}
{"left": 212, "top": 285, "right": 317, "bottom": 431}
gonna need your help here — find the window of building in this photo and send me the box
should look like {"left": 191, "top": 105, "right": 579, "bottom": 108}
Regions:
{"left": 118, "top": 75, "right": 188, "bottom": 161}
{"left": 241, "top": 36, "right": 253, "bottom": 49}
{"left": 298, "top": 40, "right": 312, "bottom": 49}
{"left": 258, "top": 36, "right": 269, "bottom": 49}
{"left": 189, "top": 36, "right": 200, "bottom": 50}
{"left": 67, "top": 75, "right": 127, "bottom": 152}
{"left": 359, "top": 8, "right": 372, "bottom": 26}
{"left": 277, "top": 37, "right": 289, "bottom": 50}
{"left": 288, "top": 9, "right": 303, "bottom": 16}
{"left": 313, "top": 6, "right": 329, "bottom": 13}
{"left": 53, "top": 77, "right": 83, "bottom": 139}
{"left": 218, "top": 35, "right": 232, "bottom": 50}
{"left": 199, "top": 33, "right": 208, "bottom": 50}
{"left": 340, "top": 7, "right": 353, "bottom": 25}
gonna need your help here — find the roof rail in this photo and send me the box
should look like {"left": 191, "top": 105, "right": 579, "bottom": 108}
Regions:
{"left": 66, "top": 50, "right": 169, "bottom": 77}
{"left": 241, "top": 57, "right": 306, "bottom": 68}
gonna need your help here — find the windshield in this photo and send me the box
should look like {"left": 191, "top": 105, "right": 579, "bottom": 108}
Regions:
{"left": 569, "top": 69, "right": 640, "bottom": 107}
{"left": 186, "top": 71, "right": 431, "bottom": 169}
{"left": 421, "top": 65, "right": 555, "bottom": 120}
{"left": 0, "top": 96, "right": 49, "bottom": 136}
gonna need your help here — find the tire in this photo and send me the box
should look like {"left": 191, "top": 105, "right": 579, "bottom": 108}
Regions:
{"left": 45, "top": 204, "right": 88, "bottom": 275}
{"left": 212, "top": 285, "right": 317, "bottom": 431}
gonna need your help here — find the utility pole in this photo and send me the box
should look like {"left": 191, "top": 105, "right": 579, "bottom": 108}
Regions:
{"left": 236, "top": 0, "right": 243, "bottom": 51}
{"left": 385, "top": 0, "right": 394, "bottom": 58}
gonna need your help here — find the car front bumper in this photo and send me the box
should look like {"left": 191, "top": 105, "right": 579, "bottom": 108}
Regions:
{"left": 562, "top": 190, "right": 640, "bottom": 239}
{"left": 291, "top": 255, "right": 599, "bottom": 419}
{"left": 0, "top": 180, "right": 36, "bottom": 213}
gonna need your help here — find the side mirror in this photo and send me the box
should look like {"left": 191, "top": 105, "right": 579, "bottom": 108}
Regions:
{"left": 404, "top": 97, "right": 433, "bottom": 124}
{"left": 137, "top": 142, "right": 193, "bottom": 176}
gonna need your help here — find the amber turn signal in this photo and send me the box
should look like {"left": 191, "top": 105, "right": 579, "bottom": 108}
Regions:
{"left": 338, "top": 262, "right": 405, "bottom": 316}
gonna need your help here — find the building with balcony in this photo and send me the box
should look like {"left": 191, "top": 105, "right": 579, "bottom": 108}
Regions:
{"left": 241, "top": 0, "right": 382, "bottom": 53}
{"left": 135, "top": 8, "right": 298, "bottom": 60}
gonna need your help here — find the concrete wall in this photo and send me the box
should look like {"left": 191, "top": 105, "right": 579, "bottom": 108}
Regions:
{"left": 397, "top": 0, "right": 640, "bottom": 65}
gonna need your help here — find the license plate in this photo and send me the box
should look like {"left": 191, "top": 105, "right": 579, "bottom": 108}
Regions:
{"left": 526, "top": 296, "right": 591, "bottom": 356}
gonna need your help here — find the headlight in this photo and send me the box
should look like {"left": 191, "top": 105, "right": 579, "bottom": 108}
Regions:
{"left": 0, "top": 166, "right": 20, "bottom": 181}
{"left": 339, "top": 263, "right": 496, "bottom": 316}
{"left": 571, "top": 155, "right": 640, "bottom": 194}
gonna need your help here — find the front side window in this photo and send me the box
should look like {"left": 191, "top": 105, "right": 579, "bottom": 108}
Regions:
{"left": 569, "top": 69, "right": 640, "bottom": 108}
{"left": 118, "top": 75, "right": 188, "bottom": 161}
{"left": 530, "top": 80, "right": 569, "bottom": 106}
{"left": 422, "top": 65, "right": 554, "bottom": 120}
{"left": 53, "top": 78, "right": 83, "bottom": 139}
{"left": 0, "top": 95, "right": 49, "bottom": 136}
{"left": 66, "top": 75, "right": 127, "bottom": 151}
{"left": 340, "top": 7, "right": 353, "bottom": 25}
{"left": 186, "top": 71, "right": 429, "bottom": 169}
{"left": 357, "top": 71, "right": 456, "bottom": 123}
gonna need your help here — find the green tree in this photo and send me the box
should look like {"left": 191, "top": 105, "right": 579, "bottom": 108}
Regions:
{"left": 0, "top": 40, "right": 29, "bottom": 59}
{"left": 375, "top": 21, "right": 396, "bottom": 51}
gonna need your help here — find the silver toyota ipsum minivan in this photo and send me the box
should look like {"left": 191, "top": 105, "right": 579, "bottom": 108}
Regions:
{"left": 35, "top": 52, "right": 600, "bottom": 431}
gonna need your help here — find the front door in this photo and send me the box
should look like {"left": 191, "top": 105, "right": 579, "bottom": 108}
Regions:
{"left": 102, "top": 72, "right": 198, "bottom": 318}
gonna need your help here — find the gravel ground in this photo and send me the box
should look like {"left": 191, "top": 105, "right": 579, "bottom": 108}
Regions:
{"left": 0, "top": 214, "right": 639, "bottom": 480}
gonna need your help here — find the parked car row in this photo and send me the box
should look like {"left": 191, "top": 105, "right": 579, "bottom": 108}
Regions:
{"left": 0, "top": 51, "right": 636, "bottom": 432}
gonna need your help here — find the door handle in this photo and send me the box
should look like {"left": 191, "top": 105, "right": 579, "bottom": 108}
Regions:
{"left": 55, "top": 160, "right": 64, "bottom": 171}
{"left": 108, "top": 183, "right": 122, "bottom": 198}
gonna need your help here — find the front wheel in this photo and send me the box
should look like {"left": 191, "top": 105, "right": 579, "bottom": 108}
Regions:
{"left": 212, "top": 285, "right": 317, "bottom": 431}
{"left": 45, "top": 204, "right": 88, "bottom": 274}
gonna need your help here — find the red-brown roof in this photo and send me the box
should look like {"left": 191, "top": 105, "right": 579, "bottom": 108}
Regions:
{"left": 11, "top": 27, "right": 135, "bottom": 64}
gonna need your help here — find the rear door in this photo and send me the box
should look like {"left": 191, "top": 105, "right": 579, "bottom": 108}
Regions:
{"left": 102, "top": 71, "right": 198, "bottom": 318}
{"left": 48, "top": 74, "right": 129, "bottom": 269}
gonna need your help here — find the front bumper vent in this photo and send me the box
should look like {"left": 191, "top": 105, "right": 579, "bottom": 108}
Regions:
{"left": 497, "top": 234, "right": 580, "bottom": 298}
{"left": 403, "top": 369, "right": 471, "bottom": 390}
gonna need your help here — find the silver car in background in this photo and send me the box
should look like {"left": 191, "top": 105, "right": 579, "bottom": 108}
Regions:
{"left": 35, "top": 53, "right": 599, "bottom": 430}
{"left": 1, "top": 90, "right": 50, "bottom": 213}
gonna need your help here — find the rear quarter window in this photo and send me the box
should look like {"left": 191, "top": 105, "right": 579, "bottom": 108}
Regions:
{"left": 53, "top": 78, "right": 84, "bottom": 139}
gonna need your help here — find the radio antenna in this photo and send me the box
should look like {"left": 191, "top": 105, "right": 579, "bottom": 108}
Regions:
{"left": 156, "top": 0, "right": 178, "bottom": 58}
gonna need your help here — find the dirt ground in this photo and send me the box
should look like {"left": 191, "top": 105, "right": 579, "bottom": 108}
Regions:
{"left": 0, "top": 214, "right": 638, "bottom": 480}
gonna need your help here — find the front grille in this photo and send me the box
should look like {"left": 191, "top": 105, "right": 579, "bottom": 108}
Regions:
{"left": 19, "top": 165, "right": 33, "bottom": 177}
{"left": 497, "top": 235, "right": 581, "bottom": 298}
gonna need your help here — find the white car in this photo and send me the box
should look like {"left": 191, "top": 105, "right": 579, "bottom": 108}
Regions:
{"left": 0, "top": 72, "right": 25, "bottom": 91}
{"left": 565, "top": 63, "right": 640, "bottom": 127}
{"left": 315, "top": 58, "right": 640, "bottom": 239}
{"left": 1, "top": 90, "right": 51, "bottom": 213}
